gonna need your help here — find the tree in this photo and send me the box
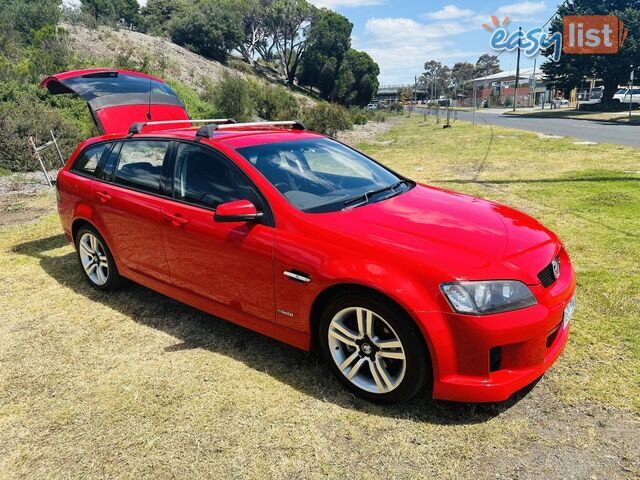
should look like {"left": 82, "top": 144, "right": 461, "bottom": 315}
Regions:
{"left": 81, "top": 0, "right": 141, "bottom": 27}
{"left": 421, "top": 60, "right": 451, "bottom": 99}
{"left": 298, "top": 8, "right": 352, "bottom": 99}
{"left": 333, "top": 49, "right": 380, "bottom": 106}
{"left": 451, "top": 61, "right": 475, "bottom": 93}
{"left": 141, "top": 0, "right": 186, "bottom": 35}
{"left": 114, "top": 0, "right": 141, "bottom": 28}
{"left": 169, "top": 0, "right": 244, "bottom": 62}
{"left": 236, "top": 0, "right": 274, "bottom": 65}
{"left": 475, "top": 53, "right": 501, "bottom": 77}
{"left": 542, "top": 0, "right": 640, "bottom": 104}
{"left": 264, "top": 0, "right": 315, "bottom": 86}
{"left": 81, "top": 0, "right": 116, "bottom": 21}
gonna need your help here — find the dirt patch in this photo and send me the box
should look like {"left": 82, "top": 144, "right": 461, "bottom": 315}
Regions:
{"left": 0, "top": 172, "right": 57, "bottom": 226}
{"left": 337, "top": 116, "right": 403, "bottom": 146}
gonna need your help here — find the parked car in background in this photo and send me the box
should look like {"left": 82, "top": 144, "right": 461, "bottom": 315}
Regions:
{"left": 613, "top": 87, "right": 640, "bottom": 104}
{"left": 366, "top": 103, "right": 378, "bottom": 110}
{"left": 43, "top": 69, "right": 577, "bottom": 404}
{"left": 578, "top": 86, "right": 603, "bottom": 105}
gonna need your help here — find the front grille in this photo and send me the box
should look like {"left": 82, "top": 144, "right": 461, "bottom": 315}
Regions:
{"left": 537, "top": 262, "right": 556, "bottom": 287}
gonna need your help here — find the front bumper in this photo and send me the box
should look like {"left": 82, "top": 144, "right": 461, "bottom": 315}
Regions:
{"left": 419, "top": 257, "right": 576, "bottom": 403}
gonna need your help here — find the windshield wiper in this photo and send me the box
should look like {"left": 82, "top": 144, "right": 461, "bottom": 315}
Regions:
{"left": 343, "top": 180, "right": 410, "bottom": 210}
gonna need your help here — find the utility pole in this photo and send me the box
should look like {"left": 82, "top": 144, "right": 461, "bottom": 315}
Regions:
{"left": 630, "top": 66, "right": 635, "bottom": 121}
{"left": 530, "top": 58, "right": 537, "bottom": 108}
{"left": 414, "top": 75, "right": 418, "bottom": 106}
{"left": 513, "top": 26, "right": 522, "bottom": 112}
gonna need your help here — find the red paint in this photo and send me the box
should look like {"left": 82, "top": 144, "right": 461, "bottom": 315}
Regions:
{"left": 51, "top": 70, "right": 576, "bottom": 402}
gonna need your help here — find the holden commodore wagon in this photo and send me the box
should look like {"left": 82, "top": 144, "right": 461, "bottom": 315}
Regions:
{"left": 43, "top": 69, "right": 576, "bottom": 403}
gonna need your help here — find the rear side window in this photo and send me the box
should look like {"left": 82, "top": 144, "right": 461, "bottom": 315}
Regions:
{"left": 72, "top": 143, "right": 110, "bottom": 176}
{"left": 113, "top": 140, "right": 169, "bottom": 194}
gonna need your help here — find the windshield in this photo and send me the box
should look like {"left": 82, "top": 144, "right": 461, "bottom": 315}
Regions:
{"left": 616, "top": 88, "right": 629, "bottom": 95}
{"left": 236, "top": 138, "right": 411, "bottom": 213}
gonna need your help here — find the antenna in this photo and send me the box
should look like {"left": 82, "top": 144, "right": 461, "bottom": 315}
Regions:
{"left": 146, "top": 74, "right": 152, "bottom": 120}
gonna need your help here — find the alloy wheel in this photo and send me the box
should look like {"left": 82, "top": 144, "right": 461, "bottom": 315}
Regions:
{"left": 327, "top": 306, "right": 406, "bottom": 394}
{"left": 78, "top": 232, "right": 109, "bottom": 286}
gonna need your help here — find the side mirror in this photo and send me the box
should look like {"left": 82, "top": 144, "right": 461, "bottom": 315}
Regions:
{"left": 214, "top": 199, "right": 263, "bottom": 223}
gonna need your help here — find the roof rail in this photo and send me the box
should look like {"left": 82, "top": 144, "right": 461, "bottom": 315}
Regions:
{"left": 128, "top": 118, "right": 236, "bottom": 135}
{"left": 192, "top": 120, "right": 307, "bottom": 140}
{"left": 129, "top": 119, "right": 307, "bottom": 138}
{"left": 217, "top": 120, "right": 307, "bottom": 131}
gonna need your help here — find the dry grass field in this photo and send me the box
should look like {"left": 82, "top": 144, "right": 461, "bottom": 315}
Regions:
{"left": 1, "top": 116, "right": 639, "bottom": 479}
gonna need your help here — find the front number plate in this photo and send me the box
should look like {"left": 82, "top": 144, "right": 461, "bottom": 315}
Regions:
{"left": 563, "top": 294, "right": 576, "bottom": 328}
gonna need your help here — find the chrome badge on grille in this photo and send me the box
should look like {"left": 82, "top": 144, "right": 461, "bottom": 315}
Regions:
{"left": 552, "top": 257, "right": 561, "bottom": 279}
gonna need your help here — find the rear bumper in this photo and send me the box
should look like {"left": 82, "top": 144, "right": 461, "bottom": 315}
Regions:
{"left": 417, "top": 258, "right": 576, "bottom": 403}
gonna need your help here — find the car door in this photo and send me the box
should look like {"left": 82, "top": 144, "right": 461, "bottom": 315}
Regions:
{"left": 160, "top": 141, "right": 275, "bottom": 322}
{"left": 93, "top": 139, "right": 173, "bottom": 284}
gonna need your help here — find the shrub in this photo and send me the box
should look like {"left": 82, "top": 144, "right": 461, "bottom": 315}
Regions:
{"left": 504, "top": 96, "right": 513, "bottom": 107}
{"left": 373, "top": 111, "right": 386, "bottom": 123}
{"left": 252, "top": 82, "right": 299, "bottom": 121}
{"left": 202, "top": 73, "right": 254, "bottom": 122}
{"left": 349, "top": 107, "right": 369, "bottom": 125}
{"left": 167, "top": 80, "right": 219, "bottom": 119}
{"left": 0, "top": 88, "right": 87, "bottom": 171}
{"left": 301, "top": 102, "right": 352, "bottom": 137}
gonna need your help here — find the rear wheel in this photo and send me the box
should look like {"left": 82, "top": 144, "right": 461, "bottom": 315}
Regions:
{"left": 318, "top": 293, "right": 430, "bottom": 403}
{"left": 75, "top": 225, "right": 125, "bottom": 291}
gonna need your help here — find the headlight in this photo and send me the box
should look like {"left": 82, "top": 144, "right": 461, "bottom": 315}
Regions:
{"left": 440, "top": 280, "right": 537, "bottom": 315}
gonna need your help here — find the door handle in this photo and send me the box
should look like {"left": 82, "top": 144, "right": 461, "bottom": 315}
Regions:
{"left": 164, "top": 213, "right": 188, "bottom": 227}
{"left": 96, "top": 191, "right": 111, "bottom": 203}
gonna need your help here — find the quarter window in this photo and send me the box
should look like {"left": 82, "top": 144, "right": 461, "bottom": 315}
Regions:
{"left": 73, "top": 143, "right": 109, "bottom": 176}
{"left": 113, "top": 140, "right": 169, "bottom": 194}
{"left": 173, "top": 143, "right": 259, "bottom": 209}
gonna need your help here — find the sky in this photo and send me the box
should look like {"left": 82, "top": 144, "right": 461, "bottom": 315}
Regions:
{"left": 307, "top": 0, "right": 559, "bottom": 84}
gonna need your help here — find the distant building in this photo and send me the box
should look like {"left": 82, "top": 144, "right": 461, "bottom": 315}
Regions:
{"left": 465, "top": 68, "right": 549, "bottom": 108}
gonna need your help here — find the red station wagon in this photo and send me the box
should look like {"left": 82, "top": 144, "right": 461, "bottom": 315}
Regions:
{"left": 43, "top": 69, "right": 577, "bottom": 403}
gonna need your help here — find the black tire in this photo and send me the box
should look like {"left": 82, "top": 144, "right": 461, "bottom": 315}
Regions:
{"left": 75, "top": 225, "right": 126, "bottom": 292}
{"left": 318, "top": 292, "right": 430, "bottom": 404}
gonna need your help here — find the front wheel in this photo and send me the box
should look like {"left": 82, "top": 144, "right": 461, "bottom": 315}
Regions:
{"left": 318, "top": 293, "right": 430, "bottom": 403}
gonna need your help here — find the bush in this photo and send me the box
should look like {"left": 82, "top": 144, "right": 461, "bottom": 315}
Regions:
{"left": 0, "top": 86, "right": 88, "bottom": 171}
{"left": 349, "top": 107, "right": 369, "bottom": 125}
{"left": 301, "top": 102, "right": 352, "bottom": 137}
{"left": 504, "top": 96, "right": 513, "bottom": 107}
{"left": 252, "top": 82, "right": 299, "bottom": 121}
{"left": 167, "top": 80, "right": 219, "bottom": 119}
{"left": 373, "top": 111, "right": 386, "bottom": 123}
{"left": 203, "top": 73, "right": 254, "bottom": 122}
{"left": 388, "top": 103, "right": 403, "bottom": 114}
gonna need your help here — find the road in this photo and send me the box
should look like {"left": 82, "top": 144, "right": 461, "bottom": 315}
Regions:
{"left": 452, "top": 109, "right": 640, "bottom": 147}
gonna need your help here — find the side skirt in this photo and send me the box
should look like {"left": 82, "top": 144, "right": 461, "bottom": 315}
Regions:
{"left": 120, "top": 267, "right": 311, "bottom": 351}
